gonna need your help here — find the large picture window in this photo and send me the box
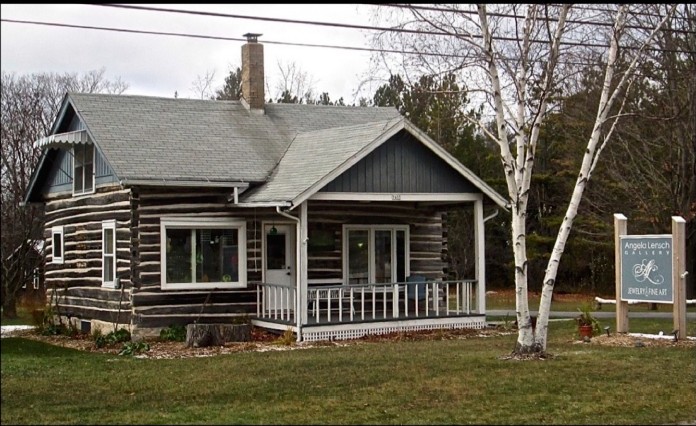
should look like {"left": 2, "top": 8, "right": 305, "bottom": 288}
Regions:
{"left": 51, "top": 226, "right": 64, "bottom": 264}
{"left": 73, "top": 144, "right": 94, "bottom": 195}
{"left": 160, "top": 217, "right": 247, "bottom": 290}
{"left": 343, "top": 225, "right": 409, "bottom": 285}
{"left": 102, "top": 220, "right": 116, "bottom": 288}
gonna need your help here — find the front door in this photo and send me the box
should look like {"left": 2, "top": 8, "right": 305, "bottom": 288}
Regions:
{"left": 263, "top": 224, "right": 296, "bottom": 311}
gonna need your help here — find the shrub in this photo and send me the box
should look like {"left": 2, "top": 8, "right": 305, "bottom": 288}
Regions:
{"left": 159, "top": 324, "right": 187, "bottom": 342}
{"left": 95, "top": 328, "right": 132, "bottom": 348}
{"left": 119, "top": 341, "right": 150, "bottom": 356}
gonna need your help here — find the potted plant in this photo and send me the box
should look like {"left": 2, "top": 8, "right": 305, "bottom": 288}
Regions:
{"left": 576, "top": 302, "right": 601, "bottom": 339}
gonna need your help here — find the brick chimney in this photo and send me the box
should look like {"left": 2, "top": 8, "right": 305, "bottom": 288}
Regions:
{"left": 241, "top": 33, "right": 264, "bottom": 112}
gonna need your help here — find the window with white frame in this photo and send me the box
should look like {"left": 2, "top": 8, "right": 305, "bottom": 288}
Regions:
{"left": 73, "top": 144, "right": 94, "bottom": 195}
{"left": 160, "top": 217, "right": 247, "bottom": 290}
{"left": 343, "top": 225, "right": 409, "bottom": 285}
{"left": 51, "top": 226, "right": 64, "bottom": 264}
{"left": 33, "top": 268, "right": 40, "bottom": 290}
{"left": 102, "top": 220, "right": 117, "bottom": 287}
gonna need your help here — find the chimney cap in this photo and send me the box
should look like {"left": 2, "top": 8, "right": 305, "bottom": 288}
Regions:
{"left": 243, "top": 33, "right": 262, "bottom": 43}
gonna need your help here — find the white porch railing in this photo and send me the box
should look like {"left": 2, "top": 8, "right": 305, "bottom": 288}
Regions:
{"left": 256, "top": 283, "right": 296, "bottom": 322}
{"left": 256, "top": 280, "right": 478, "bottom": 325}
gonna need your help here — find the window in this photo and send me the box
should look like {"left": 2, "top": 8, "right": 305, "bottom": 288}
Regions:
{"left": 73, "top": 144, "right": 94, "bottom": 195}
{"left": 343, "top": 225, "right": 409, "bottom": 285}
{"left": 51, "top": 226, "right": 64, "bottom": 264}
{"left": 102, "top": 220, "right": 116, "bottom": 288}
{"left": 160, "top": 217, "right": 247, "bottom": 290}
{"left": 33, "top": 268, "right": 40, "bottom": 290}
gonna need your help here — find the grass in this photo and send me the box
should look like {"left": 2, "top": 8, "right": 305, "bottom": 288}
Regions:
{"left": 2, "top": 319, "right": 695, "bottom": 425}
{"left": 0, "top": 304, "right": 39, "bottom": 326}
{"left": 486, "top": 289, "right": 696, "bottom": 313}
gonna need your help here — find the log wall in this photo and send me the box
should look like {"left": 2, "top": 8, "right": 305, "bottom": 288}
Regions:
{"left": 44, "top": 186, "right": 133, "bottom": 326}
{"left": 42, "top": 186, "right": 451, "bottom": 336}
{"left": 306, "top": 201, "right": 446, "bottom": 281}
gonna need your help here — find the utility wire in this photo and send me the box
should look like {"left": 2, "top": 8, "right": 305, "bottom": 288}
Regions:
{"left": 2, "top": 16, "right": 693, "bottom": 59}
{"left": 0, "top": 18, "right": 460, "bottom": 58}
{"left": 381, "top": 2, "right": 693, "bottom": 29}
{"left": 90, "top": 3, "right": 695, "bottom": 50}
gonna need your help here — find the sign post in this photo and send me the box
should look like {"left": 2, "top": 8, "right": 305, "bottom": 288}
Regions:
{"left": 614, "top": 214, "right": 628, "bottom": 333}
{"left": 672, "top": 216, "right": 686, "bottom": 340}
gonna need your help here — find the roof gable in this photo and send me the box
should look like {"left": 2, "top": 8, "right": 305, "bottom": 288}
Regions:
{"left": 321, "top": 130, "right": 478, "bottom": 194}
{"left": 241, "top": 118, "right": 402, "bottom": 204}
{"left": 240, "top": 118, "right": 508, "bottom": 209}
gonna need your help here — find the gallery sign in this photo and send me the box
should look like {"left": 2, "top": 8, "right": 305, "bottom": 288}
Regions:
{"left": 620, "top": 235, "right": 673, "bottom": 303}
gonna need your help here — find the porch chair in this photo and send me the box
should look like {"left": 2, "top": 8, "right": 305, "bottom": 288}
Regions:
{"left": 406, "top": 275, "right": 428, "bottom": 312}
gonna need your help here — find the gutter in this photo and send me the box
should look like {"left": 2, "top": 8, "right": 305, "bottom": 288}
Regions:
{"left": 275, "top": 206, "right": 303, "bottom": 343}
{"left": 119, "top": 178, "right": 250, "bottom": 189}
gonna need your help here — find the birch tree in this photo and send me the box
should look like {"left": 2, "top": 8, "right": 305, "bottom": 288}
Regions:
{"left": 371, "top": 4, "right": 680, "bottom": 355}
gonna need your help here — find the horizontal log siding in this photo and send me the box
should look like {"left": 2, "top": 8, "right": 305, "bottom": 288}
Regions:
{"left": 307, "top": 201, "right": 446, "bottom": 280}
{"left": 131, "top": 187, "right": 276, "bottom": 331}
{"left": 43, "top": 187, "right": 133, "bottom": 326}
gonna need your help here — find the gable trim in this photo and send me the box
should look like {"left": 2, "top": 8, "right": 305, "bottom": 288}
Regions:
{"left": 310, "top": 192, "right": 484, "bottom": 202}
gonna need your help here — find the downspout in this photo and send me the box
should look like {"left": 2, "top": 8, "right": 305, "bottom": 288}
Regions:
{"left": 484, "top": 209, "right": 499, "bottom": 223}
{"left": 275, "top": 206, "right": 302, "bottom": 342}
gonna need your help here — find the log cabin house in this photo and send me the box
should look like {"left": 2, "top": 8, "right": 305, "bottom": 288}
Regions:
{"left": 23, "top": 34, "right": 508, "bottom": 342}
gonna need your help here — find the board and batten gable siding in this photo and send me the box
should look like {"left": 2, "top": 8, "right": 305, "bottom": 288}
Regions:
{"left": 43, "top": 187, "right": 133, "bottom": 325}
{"left": 320, "top": 130, "right": 479, "bottom": 194}
{"left": 42, "top": 147, "right": 117, "bottom": 194}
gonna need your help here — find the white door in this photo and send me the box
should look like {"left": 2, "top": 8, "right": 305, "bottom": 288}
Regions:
{"left": 263, "top": 224, "right": 296, "bottom": 311}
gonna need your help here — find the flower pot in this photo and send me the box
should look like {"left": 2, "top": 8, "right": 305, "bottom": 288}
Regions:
{"left": 578, "top": 325, "right": 594, "bottom": 339}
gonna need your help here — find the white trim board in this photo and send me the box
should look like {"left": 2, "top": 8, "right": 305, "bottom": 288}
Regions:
{"left": 311, "top": 192, "right": 484, "bottom": 202}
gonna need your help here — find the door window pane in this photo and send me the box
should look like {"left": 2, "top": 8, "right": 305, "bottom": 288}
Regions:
{"left": 348, "top": 230, "right": 369, "bottom": 284}
{"left": 374, "top": 230, "right": 392, "bottom": 283}
{"left": 266, "top": 233, "right": 286, "bottom": 270}
{"left": 396, "top": 230, "right": 406, "bottom": 283}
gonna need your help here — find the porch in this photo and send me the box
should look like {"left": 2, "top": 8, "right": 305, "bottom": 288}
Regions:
{"left": 253, "top": 279, "right": 486, "bottom": 342}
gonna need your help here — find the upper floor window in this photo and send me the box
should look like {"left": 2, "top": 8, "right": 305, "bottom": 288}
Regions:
{"left": 73, "top": 144, "right": 94, "bottom": 195}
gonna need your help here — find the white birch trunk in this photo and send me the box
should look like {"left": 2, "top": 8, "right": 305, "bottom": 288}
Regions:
{"left": 473, "top": 4, "right": 674, "bottom": 354}
{"left": 534, "top": 5, "right": 676, "bottom": 351}
{"left": 479, "top": 4, "right": 569, "bottom": 352}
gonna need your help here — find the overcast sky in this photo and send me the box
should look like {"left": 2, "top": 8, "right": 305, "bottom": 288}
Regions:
{"left": 1, "top": 3, "right": 385, "bottom": 103}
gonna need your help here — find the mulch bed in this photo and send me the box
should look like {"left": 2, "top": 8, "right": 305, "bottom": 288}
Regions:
{"left": 5, "top": 325, "right": 693, "bottom": 360}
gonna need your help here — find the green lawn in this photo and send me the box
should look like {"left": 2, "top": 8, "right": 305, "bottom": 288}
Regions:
{"left": 486, "top": 289, "right": 696, "bottom": 313}
{"left": 2, "top": 319, "right": 695, "bottom": 425}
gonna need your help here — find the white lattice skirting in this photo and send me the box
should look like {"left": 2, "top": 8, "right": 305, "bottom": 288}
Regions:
{"left": 300, "top": 316, "right": 486, "bottom": 342}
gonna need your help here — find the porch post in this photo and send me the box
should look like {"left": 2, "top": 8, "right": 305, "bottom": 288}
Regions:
{"left": 299, "top": 202, "right": 309, "bottom": 328}
{"left": 474, "top": 197, "right": 486, "bottom": 314}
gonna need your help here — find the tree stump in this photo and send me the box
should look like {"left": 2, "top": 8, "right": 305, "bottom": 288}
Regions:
{"left": 185, "top": 323, "right": 251, "bottom": 348}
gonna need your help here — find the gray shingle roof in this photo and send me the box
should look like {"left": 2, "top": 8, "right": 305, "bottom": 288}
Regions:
{"left": 242, "top": 118, "right": 403, "bottom": 203}
{"left": 67, "top": 93, "right": 401, "bottom": 184}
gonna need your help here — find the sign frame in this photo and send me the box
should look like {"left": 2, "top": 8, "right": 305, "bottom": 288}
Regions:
{"left": 619, "top": 234, "right": 673, "bottom": 304}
